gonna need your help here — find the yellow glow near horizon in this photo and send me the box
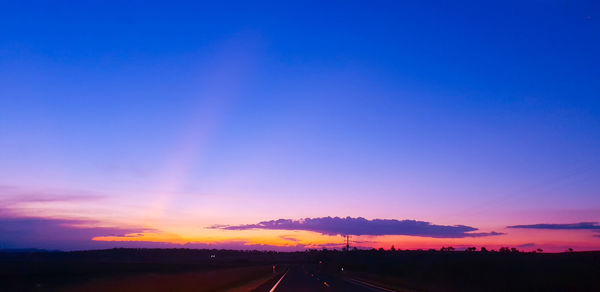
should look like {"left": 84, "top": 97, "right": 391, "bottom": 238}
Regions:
{"left": 93, "top": 229, "right": 347, "bottom": 248}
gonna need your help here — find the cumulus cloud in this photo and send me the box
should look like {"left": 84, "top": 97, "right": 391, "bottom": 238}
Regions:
{"left": 209, "top": 217, "right": 503, "bottom": 238}
{"left": 507, "top": 222, "right": 600, "bottom": 230}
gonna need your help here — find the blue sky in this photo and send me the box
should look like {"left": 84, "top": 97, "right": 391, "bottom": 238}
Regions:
{"left": 1, "top": 1, "right": 599, "bottom": 251}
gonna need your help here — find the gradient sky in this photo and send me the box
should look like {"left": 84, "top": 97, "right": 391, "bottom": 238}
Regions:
{"left": 1, "top": 1, "right": 599, "bottom": 252}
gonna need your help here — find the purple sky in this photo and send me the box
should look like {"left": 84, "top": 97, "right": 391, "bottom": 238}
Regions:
{"left": 1, "top": 1, "right": 599, "bottom": 251}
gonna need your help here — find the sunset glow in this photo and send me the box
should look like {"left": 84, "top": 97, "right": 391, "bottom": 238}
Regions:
{"left": 1, "top": 1, "right": 599, "bottom": 254}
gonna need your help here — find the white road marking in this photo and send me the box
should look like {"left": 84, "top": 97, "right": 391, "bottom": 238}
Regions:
{"left": 269, "top": 270, "right": 289, "bottom": 292}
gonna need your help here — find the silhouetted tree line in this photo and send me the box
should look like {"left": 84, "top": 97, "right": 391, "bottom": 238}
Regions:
{"left": 309, "top": 245, "right": 568, "bottom": 254}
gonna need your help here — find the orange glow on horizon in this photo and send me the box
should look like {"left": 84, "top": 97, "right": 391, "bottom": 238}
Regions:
{"left": 90, "top": 228, "right": 600, "bottom": 252}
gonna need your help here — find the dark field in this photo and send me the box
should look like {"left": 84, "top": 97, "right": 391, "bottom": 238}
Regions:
{"left": 1, "top": 248, "right": 599, "bottom": 291}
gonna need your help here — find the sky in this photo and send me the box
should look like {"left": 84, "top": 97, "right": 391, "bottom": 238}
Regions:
{"left": 1, "top": 1, "right": 599, "bottom": 252}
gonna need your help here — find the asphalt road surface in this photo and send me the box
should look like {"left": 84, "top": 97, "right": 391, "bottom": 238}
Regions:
{"left": 253, "top": 265, "right": 395, "bottom": 292}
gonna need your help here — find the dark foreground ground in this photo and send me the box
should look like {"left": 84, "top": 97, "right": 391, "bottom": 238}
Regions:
{"left": 1, "top": 248, "right": 599, "bottom": 291}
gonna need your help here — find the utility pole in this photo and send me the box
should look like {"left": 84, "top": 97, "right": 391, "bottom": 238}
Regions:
{"left": 346, "top": 235, "right": 350, "bottom": 251}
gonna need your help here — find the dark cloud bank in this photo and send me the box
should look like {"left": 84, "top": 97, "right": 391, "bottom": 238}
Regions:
{"left": 0, "top": 216, "right": 153, "bottom": 250}
{"left": 210, "top": 217, "right": 503, "bottom": 238}
{"left": 0, "top": 215, "right": 318, "bottom": 251}
{"left": 507, "top": 222, "right": 600, "bottom": 230}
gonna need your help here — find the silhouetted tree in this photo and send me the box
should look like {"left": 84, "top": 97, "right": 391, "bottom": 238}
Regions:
{"left": 390, "top": 245, "right": 396, "bottom": 251}
{"left": 537, "top": 248, "right": 543, "bottom": 253}
{"left": 568, "top": 248, "right": 574, "bottom": 252}
{"left": 510, "top": 247, "right": 519, "bottom": 253}
{"left": 480, "top": 247, "right": 488, "bottom": 252}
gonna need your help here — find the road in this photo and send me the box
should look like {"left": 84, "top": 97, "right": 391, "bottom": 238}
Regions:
{"left": 253, "top": 265, "right": 396, "bottom": 292}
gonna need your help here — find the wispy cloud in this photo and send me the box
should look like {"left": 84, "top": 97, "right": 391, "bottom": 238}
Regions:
{"left": 0, "top": 185, "right": 104, "bottom": 204}
{"left": 507, "top": 222, "right": 600, "bottom": 230}
{"left": 0, "top": 215, "right": 154, "bottom": 250}
{"left": 279, "top": 235, "right": 300, "bottom": 242}
{"left": 209, "top": 217, "right": 503, "bottom": 238}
